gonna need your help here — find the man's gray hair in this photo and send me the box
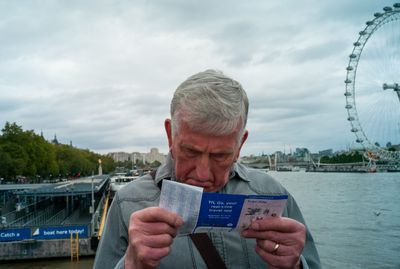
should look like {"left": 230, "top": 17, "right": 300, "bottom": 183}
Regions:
{"left": 170, "top": 69, "right": 249, "bottom": 138}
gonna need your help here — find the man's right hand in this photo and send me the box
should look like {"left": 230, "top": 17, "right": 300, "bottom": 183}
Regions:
{"left": 124, "top": 207, "right": 183, "bottom": 269}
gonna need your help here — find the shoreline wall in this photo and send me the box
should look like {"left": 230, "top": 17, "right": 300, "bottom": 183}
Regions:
{"left": 0, "top": 238, "right": 96, "bottom": 260}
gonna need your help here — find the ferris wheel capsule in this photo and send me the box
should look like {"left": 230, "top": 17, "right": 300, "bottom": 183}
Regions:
{"left": 383, "top": 6, "right": 393, "bottom": 12}
{"left": 344, "top": 92, "right": 352, "bottom": 97}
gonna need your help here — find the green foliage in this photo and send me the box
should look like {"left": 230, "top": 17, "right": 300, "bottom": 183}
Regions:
{"left": 0, "top": 142, "right": 28, "bottom": 177}
{"left": 320, "top": 151, "right": 363, "bottom": 164}
{"left": 0, "top": 121, "right": 116, "bottom": 182}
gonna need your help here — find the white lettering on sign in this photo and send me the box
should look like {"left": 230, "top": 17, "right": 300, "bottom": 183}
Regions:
{"left": 68, "top": 229, "right": 85, "bottom": 234}
{"left": 0, "top": 232, "right": 16, "bottom": 238}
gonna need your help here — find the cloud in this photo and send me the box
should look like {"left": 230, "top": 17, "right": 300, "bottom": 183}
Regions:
{"left": 0, "top": 0, "right": 398, "bottom": 156}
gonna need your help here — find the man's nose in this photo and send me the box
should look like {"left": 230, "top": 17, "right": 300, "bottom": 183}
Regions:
{"left": 196, "top": 154, "right": 211, "bottom": 180}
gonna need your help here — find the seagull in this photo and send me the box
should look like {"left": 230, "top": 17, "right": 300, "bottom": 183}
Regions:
{"left": 373, "top": 211, "right": 381, "bottom": 216}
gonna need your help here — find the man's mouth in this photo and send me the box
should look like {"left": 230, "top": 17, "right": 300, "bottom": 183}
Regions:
{"left": 185, "top": 178, "right": 212, "bottom": 188}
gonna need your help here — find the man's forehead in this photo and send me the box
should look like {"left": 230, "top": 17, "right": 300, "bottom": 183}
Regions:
{"left": 180, "top": 142, "right": 235, "bottom": 154}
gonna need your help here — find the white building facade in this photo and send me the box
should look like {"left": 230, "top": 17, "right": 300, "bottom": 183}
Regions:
{"left": 108, "top": 148, "right": 166, "bottom": 165}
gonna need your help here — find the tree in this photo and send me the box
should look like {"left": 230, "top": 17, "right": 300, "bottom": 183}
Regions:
{"left": 0, "top": 142, "right": 28, "bottom": 180}
{"left": 0, "top": 146, "right": 13, "bottom": 180}
{"left": 320, "top": 151, "right": 363, "bottom": 164}
{"left": 1, "top": 122, "right": 24, "bottom": 142}
{"left": 0, "top": 122, "right": 116, "bottom": 181}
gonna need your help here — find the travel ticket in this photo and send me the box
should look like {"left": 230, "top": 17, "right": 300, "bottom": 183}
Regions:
{"left": 159, "top": 180, "right": 288, "bottom": 235}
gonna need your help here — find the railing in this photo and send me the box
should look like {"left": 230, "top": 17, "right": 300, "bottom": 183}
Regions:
{"left": 97, "top": 191, "right": 110, "bottom": 239}
{"left": 45, "top": 209, "right": 67, "bottom": 225}
{"left": 92, "top": 193, "right": 107, "bottom": 235}
{"left": 1, "top": 211, "right": 16, "bottom": 227}
{"left": 2, "top": 206, "right": 67, "bottom": 228}
{"left": 6, "top": 212, "right": 35, "bottom": 227}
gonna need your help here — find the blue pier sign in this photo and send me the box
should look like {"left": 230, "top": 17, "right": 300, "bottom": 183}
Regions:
{"left": 32, "top": 225, "right": 89, "bottom": 240}
{"left": 0, "top": 228, "right": 31, "bottom": 242}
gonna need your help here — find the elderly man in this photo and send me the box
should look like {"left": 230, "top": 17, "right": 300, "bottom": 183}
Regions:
{"left": 93, "top": 70, "right": 320, "bottom": 269}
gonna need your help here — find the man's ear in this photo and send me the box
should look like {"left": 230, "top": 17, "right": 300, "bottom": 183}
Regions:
{"left": 241, "top": 130, "right": 249, "bottom": 147}
{"left": 164, "top": 119, "right": 173, "bottom": 149}
{"left": 236, "top": 130, "right": 248, "bottom": 159}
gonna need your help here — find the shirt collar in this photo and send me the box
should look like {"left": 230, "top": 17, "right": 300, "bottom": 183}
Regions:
{"left": 231, "top": 161, "right": 251, "bottom": 182}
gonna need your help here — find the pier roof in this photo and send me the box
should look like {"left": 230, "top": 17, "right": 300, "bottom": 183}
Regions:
{"left": 1, "top": 176, "right": 109, "bottom": 197}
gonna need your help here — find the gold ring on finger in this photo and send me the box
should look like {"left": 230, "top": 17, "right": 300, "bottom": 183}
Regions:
{"left": 272, "top": 243, "right": 280, "bottom": 254}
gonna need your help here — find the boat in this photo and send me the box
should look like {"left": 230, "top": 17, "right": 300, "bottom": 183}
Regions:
{"left": 276, "top": 166, "right": 301, "bottom": 172}
{"left": 109, "top": 174, "right": 139, "bottom": 197}
{"left": 276, "top": 166, "right": 293, "bottom": 172}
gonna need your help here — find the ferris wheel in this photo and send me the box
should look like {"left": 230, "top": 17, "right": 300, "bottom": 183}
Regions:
{"left": 344, "top": 3, "right": 400, "bottom": 161}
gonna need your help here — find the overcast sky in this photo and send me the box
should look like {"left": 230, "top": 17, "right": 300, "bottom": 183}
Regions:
{"left": 0, "top": 0, "right": 398, "bottom": 156}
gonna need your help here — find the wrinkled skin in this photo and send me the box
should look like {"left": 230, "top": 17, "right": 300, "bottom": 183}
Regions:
{"left": 242, "top": 217, "right": 305, "bottom": 269}
{"left": 165, "top": 119, "right": 248, "bottom": 192}
{"left": 125, "top": 207, "right": 183, "bottom": 269}
{"left": 124, "top": 119, "right": 305, "bottom": 269}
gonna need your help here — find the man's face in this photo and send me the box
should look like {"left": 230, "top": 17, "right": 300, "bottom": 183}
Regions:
{"left": 165, "top": 119, "right": 248, "bottom": 192}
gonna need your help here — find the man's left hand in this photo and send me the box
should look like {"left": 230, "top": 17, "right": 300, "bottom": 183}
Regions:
{"left": 242, "top": 217, "right": 305, "bottom": 269}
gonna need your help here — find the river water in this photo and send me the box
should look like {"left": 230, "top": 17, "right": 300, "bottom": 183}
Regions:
{"left": 274, "top": 171, "right": 400, "bottom": 269}
{"left": 1, "top": 172, "right": 399, "bottom": 269}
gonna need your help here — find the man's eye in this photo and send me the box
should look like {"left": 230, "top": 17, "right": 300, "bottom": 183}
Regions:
{"left": 211, "top": 153, "right": 229, "bottom": 162}
{"left": 184, "top": 148, "right": 198, "bottom": 157}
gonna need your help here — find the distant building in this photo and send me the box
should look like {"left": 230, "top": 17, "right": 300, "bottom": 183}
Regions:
{"left": 108, "top": 152, "right": 132, "bottom": 162}
{"left": 294, "top": 148, "right": 308, "bottom": 158}
{"left": 108, "top": 148, "right": 166, "bottom": 165}
{"left": 51, "top": 134, "right": 59, "bottom": 145}
{"left": 319, "top": 149, "right": 333, "bottom": 157}
{"left": 145, "top": 148, "right": 166, "bottom": 164}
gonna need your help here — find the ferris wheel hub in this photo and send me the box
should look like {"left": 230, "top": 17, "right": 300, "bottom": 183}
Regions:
{"left": 382, "top": 83, "right": 400, "bottom": 91}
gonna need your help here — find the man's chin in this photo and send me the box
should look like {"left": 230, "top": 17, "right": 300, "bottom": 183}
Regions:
{"left": 203, "top": 186, "right": 220, "bottom": 193}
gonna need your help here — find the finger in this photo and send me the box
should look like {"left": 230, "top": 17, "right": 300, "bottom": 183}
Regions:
{"left": 132, "top": 207, "right": 184, "bottom": 228}
{"left": 136, "top": 233, "right": 174, "bottom": 248}
{"left": 136, "top": 245, "right": 171, "bottom": 266}
{"left": 244, "top": 230, "right": 305, "bottom": 255}
{"left": 242, "top": 229, "right": 288, "bottom": 242}
{"left": 135, "top": 221, "right": 180, "bottom": 237}
{"left": 250, "top": 217, "right": 303, "bottom": 233}
{"left": 256, "top": 239, "right": 301, "bottom": 259}
{"left": 254, "top": 245, "right": 297, "bottom": 269}
{"left": 255, "top": 239, "right": 284, "bottom": 256}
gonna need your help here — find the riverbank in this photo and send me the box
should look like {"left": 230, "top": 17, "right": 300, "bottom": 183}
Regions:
{"left": 0, "top": 256, "right": 94, "bottom": 269}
